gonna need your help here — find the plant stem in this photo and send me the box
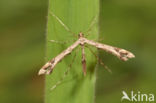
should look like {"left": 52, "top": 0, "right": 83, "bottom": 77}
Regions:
{"left": 45, "top": 0, "right": 99, "bottom": 103}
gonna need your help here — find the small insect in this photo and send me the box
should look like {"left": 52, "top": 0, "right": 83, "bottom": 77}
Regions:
{"left": 38, "top": 11, "right": 135, "bottom": 76}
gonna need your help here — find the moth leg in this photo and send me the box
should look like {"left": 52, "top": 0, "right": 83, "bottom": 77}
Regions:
{"left": 81, "top": 44, "right": 87, "bottom": 76}
{"left": 50, "top": 47, "right": 78, "bottom": 91}
{"left": 86, "top": 45, "right": 112, "bottom": 73}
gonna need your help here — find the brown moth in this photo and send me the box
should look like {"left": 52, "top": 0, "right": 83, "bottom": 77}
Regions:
{"left": 38, "top": 12, "right": 135, "bottom": 76}
{"left": 38, "top": 32, "right": 135, "bottom": 76}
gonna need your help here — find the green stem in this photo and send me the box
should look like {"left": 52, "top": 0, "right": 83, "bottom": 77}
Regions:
{"left": 45, "top": 0, "right": 99, "bottom": 103}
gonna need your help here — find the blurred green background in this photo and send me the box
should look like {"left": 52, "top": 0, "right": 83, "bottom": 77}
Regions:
{"left": 96, "top": 0, "right": 156, "bottom": 103}
{"left": 0, "top": 0, "right": 156, "bottom": 103}
{"left": 0, "top": 0, "right": 47, "bottom": 103}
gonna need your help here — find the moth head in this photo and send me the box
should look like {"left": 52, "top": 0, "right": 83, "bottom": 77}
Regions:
{"left": 78, "top": 32, "right": 84, "bottom": 38}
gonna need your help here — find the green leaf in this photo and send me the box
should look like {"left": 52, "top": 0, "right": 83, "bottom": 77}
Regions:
{"left": 45, "top": 0, "right": 99, "bottom": 103}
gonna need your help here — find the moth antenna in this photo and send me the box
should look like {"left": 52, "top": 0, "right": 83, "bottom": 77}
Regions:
{"left": 51, "top": 47, "right": 78, "bottom": 91}
{"left": 85, "top": 14, "right": 98, "bottom": 37}
{"left": 86, "top": 45, "right": 112, "bottom": 73}
{"left": 49, "top": 11, "right": 77, "bottom": 38}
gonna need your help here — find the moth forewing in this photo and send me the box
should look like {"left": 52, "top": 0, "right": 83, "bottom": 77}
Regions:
{"left": 83, "top": 38, "right": 135, "bottom": 61}
{"left": 38, "top": 39, "right": 81, "bottom": 75}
